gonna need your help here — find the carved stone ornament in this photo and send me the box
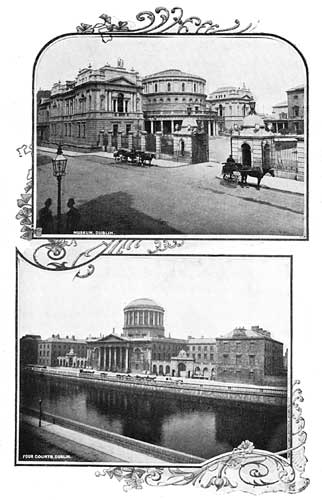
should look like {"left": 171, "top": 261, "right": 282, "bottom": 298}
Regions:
{"left": 95, "top": 381, "right": 309, "bottom": 493}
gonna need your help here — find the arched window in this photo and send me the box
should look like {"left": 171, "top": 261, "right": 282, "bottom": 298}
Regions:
{"left": 182, "top": 82, "right": 185, "bottom": 92}
{"left": 167, "top": 82, "right": 171, "bottom": 92}
{"left": 292, "top": 105, "right": 299, "bottom": 118}
{"left": 242, "top": 143, "right": 252, "bottom": 167}
{"left": 194, "top": 83, "right": 197, "bottom": 92}
{"left": 117, "top": 93, "right": 124, "bottom": 113}
{"left": 154, "top": 83, "right": 158, "bottom": 92}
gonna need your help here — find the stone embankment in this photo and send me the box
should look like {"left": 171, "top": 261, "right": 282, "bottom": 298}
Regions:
{"left": 25, "top": 366, "right": 287, "bottom": 406}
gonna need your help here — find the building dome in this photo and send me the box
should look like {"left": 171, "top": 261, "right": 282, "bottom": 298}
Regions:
{"left": 123, "top": 298, "right": 165, "bottom": 339}
{"left": 125, "top": 298, "right": 163, "bottom": 310}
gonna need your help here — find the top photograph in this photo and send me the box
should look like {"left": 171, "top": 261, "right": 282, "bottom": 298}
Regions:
{"left": 34, "top": 34, "right": 307, "bottom": 239}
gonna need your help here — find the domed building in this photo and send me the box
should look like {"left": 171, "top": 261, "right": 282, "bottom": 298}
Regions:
{"left": 86, "top": 298, "right": 187, "bottom": 375}
{"left": 142, "top": 69, "right": 207, "bottom": 134}
{"left": 122, "top": 298, "right": 165, "bottom": 339}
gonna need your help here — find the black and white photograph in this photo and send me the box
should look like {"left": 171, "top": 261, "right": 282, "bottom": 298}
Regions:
{"left": 34, "top": 34, "right": 307, "bottom": 238}
{"left": 17, "top": 255, "right": 289, "bottom": 465}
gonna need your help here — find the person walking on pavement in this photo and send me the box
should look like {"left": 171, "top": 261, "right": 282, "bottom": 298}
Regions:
{"left": 38, "top": 198, "right": 54, "bottom": 234}
{"left": 66, "top": 198, "right": 81, "bottom": 233}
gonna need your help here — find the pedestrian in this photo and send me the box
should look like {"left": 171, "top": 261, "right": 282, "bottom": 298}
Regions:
{"left": 66, "top": 198, "right": 81, "bottom": 233}
{"left": 38, "top": 198, "right": 54, "bottom": 234}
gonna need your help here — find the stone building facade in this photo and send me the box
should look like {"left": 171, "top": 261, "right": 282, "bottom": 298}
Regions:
{"left": 207, "top": 84, "right": 254, "bottom": 131}
{"left": 232, "top": 101, "right": 305, "bottom": 181}
{"left": 286, "top": 85, "right": 304, "bottom": 134}
{"left": 186, "top": 337, "right": 217, "bottom": 379}
{"left": 86, "top": 298, "right": 186, "bottom": 375}
{"left": 37, "top": 334, "right": 87, "bottom": 367}
{"left": 142, "top": 69, "right": 208, "bottom": 135}
{"left": 31, "top": 299, "right": 285, "bottom": 385}
{"left": 38, "top": 60, "right": 144, "bottom": 151}
{"left": 216, "top": 326, "right": 285, "bottom": 385}
{"left": 20, "top": 334, "right": 41, "bottom": 367}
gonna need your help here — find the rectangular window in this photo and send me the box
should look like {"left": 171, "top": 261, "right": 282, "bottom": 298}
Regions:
{"left": 126, "top": 124, "right": 131, "bottom": 135}
{"left": 236, "top": 354, "right": 242, "bottom": 365}
{"left": 210, "top": 354, "right": 214, "bottom": 361}
{"left": 249, "top": 355, "right": 255, "bottom": 367}
{"left": 82, "top": 122, "right": 86, "bottom": 138}
{"left": 77, "top": 123, "right": 80, "bottom": 137}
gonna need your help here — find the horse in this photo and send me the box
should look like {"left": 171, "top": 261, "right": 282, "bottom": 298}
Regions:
{"left": 137, "top": 152, "right": 155, "bottom": 167}
{"left": 240, "top": 166, "right": 275, "bottom": 189}
{"left": 113, "top": 149, "right": 128, "bottom": 163}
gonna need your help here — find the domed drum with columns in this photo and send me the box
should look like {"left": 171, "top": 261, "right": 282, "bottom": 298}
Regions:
{"left": 122, "top": 298, "right": 165, "bottom": 339}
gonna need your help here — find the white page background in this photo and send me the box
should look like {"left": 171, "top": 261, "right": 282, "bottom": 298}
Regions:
{"left": 1, "top": 0, "right": 321, "bottom": 498}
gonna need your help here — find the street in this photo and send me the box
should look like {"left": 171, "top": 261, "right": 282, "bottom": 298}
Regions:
{"left": 36, "top": 153, "right": 304, "bottom": 236}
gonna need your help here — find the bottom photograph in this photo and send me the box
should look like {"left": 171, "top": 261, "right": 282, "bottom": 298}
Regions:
{"left": 17, "top": 254, "right": 290, "bottom": 465}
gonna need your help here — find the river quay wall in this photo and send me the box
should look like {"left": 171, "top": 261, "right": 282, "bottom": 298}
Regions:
{"left": 21, "top": 407, "right": 203, "bottom": 464}
{"left": 24, "top": 367, "right": 287, "bottom": 406}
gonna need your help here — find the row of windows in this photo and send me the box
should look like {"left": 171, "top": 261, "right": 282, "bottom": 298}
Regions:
{"left": 189, "top": 345, "right": 215, "bottom": 352}
{"left": 148, "top": 97, "right": 202, "bottom": 104}
{"left": 222, "top": 354, "right": 256, "bottom": 366}
{"left": 145, "top": 82, "right": 201, "bottom": 93}
{"left": 51, "top": 122, "right": 86, "bottom": 138}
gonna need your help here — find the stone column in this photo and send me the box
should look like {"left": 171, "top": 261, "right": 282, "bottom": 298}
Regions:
{"left": 125, "top": 348, "right": 129, "bottom": 372}
{"left": 103, "top": 347, "right": 107, "bottom": 371}
{"left": 113, "top": 347, "right": 117, "bottom": 370}
{"left": 155, "top": 131, "right": 162, "bottom": 159}
{"left": 117, "top": 132, "right": 122, "bottom": 149}
{"left": 98, "top": 348, "right": 101, "bottom": 370}
{"left": 140, "top": 131, "right": 147, "bottom": 151}
{"left": 107, "top": 347, "right": 111, "bottom": 370}
{"left": 128, "top": 132, "right": 133, "bottom": 150}
{"left": 109, "top": 92, "right": 112, "bottom": 111}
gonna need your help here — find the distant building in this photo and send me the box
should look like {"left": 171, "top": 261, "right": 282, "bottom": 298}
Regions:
{"left": 86, "top": 298, "right": 187, "bottom": 376}
{"left": 36, "top": 91, "right": 51, "bottom": 145}
{"left": 216, "top": 326, "right": 286, "bottom": 386}
{"left": 20, "top": 334, "right": 41, "bottom": 367}
{"left": 31, "top": 300, "right": 286, "bottom": 385}
{"left": 186, "top": 337, "right": 217, "bottom": 379}
{"left": 286, "top": 85, "right": 304, "bottom": 134}
{"left": 207, "top": 84, "right": 255, "bottom": 131}
{"left": 37, "top": 334, "right": 87, "bottom": 367}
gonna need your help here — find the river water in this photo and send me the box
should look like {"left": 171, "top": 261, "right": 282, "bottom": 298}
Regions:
{"left": 20, "top": 373, "right": 287, "bottom": 459}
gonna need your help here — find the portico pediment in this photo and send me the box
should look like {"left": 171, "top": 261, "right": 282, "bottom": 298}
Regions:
{"left": 107, "top": 77, "right": 137, "bottom": 87}
{"left": 96, "top": 334, "right": 124, "bottom": 343}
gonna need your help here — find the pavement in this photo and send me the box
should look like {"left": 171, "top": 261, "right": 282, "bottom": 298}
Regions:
{"left": 20, "top": 415, "right": 167, "bottom": 464}
{"left": 37, "top": 148, "right": 305, "bottom": 236}
{"left": 39, "top": 146, "right": 189, "bottom": 169}
{"left": 39, "top": 146, "right": 304, "bottom": 194}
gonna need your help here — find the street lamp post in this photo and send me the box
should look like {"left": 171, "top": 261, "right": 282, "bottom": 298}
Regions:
{"left": 52, "top": 145, "right": 68, "bottom": 233}
{"left": 38, "top": 398, "right": 42, "bottom": 427}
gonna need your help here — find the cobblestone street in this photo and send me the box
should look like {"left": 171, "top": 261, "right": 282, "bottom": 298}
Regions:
{"left": 36, "top": 152, "right": 305, "bottom": 236}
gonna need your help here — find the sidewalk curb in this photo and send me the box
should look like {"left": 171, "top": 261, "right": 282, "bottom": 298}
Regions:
{"left": 215, "top": 175, "right": 304, "bottom": 196}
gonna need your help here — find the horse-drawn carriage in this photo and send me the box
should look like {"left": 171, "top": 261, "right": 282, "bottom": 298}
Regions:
{"left": 113, "top": 148, "right": 155, "bottom": 167}
{"left": 221, "top": 156, "right": 275, "bottom": 189}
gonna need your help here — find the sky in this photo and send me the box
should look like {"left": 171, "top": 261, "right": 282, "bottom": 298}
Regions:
{"left": 35, "top": 34, "right": 306, "bottom": 113}
{"left": 18, "top": 255, "right": 290, "bottom": 348}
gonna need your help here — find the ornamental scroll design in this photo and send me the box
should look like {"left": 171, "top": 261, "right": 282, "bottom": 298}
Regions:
{"left": 16, "top": 168, "right": 33, "bottom": 240}
{"left": 95, "top": 381, "right": 309, "bottom": 493}
{"left": 76, "top": 7, "right": 258, "bottom": 42}
{"left": 31, "top": 239, "right": 185, "bottom": 278}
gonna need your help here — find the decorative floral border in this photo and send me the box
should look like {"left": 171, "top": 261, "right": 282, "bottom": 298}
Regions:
{"left": 95, "top": 381, "right": 308, "bottom": 493}
{"left": 76, "top": 7, "right": 258, "bottom": 42}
